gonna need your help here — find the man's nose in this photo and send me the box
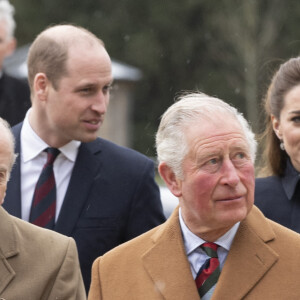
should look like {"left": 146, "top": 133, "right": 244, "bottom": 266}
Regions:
{"left": 219, "top": 159, "right": 240, "bottom": 187}
{"left": 91, "top": 91, "right": 109, "bottom": 113}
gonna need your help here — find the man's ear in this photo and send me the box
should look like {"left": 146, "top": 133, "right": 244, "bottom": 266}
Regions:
{"left": 271, "top": 115, "right": 282, "bottom": 140}
{"left": 34, "top": 73, "right": 49, "bottom": 101}
{"left": 158, "top": 162, "right": 182, "bottom": 197}
{"left": 4, "top": 37, "right": 16, "bottom": 58}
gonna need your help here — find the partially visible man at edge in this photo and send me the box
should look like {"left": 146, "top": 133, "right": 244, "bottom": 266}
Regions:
{"left": 0, "top": 0, "right": 31, "bottom": 125}
{"left": 0, "top": 117, "right": 85, "bottom": 299}
{"left": 89, "top": 92, "right": 300, "bottom": 300}
{"left": 3, "top": 24, "right": 166, "bottom": 292}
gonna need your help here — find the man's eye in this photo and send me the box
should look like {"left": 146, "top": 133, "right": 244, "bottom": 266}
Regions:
{"left": 200, "top": 158, "right": 220, "bottom": 173}
{"left": 236, "top": 153, "right": 245, "bottom": 159}
{"left": 103, "top": 85, "right": 112, "bottom": 94}
{"left": 232, "top": 152, "right": 249, "bottom": 166}
{"left": 291, "top": 116, "right": 300, "bottom": 123}
{"left": 81, "top": 87, "right": 93, "bottom": 94}
{"left": 0, "top": 172, "right": 6, "bottom": 181}
{"left": 208, "top": 158, "right": 218, "bottom": 165}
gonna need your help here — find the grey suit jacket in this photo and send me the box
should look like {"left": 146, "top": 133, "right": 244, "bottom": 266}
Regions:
{"left": 89, "top": 205, "right": 300, "bottom": 299}
{"left": 0, "top": 206, "right": 85, "bottom": 300}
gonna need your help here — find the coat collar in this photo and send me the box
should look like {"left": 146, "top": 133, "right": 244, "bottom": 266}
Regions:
{"left": 0, "top": 207, "right": 19, "bottom": 258}
{"left": 212, "top": 206, "right": 278, "bottom": 299}
{"left": 282, "top": 158, "right": 300, "bottom": 200}
{"left": 0, "top": 207, "right": 19, "bottom": 294}
{"left": 55, "top": 139, "right": 103, "bottom": 235}
{"left": 142, "top": 207, "right": 200, "bottom": 300}
{"left": 142, "top": 206, "right": 278, "bottom": 300}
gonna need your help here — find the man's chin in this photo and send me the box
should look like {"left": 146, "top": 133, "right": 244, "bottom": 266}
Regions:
{"left": 77, "top": 133, "right": 99, "bottom": 143}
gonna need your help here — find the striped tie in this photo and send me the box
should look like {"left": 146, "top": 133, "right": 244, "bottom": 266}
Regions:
{"left": 29, "top": 147, "right": 60, "bottom": 229}
{"left": 195, "top": 242, "right": 220, "bottom": 299}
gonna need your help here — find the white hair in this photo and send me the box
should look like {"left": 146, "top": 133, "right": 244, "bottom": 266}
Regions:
{"left": 0, "top": 117, "right": 17, "bottom": 176}
{"left": 156, "top": 92, "right": 257, "bottom": 179}
{"left": 0, "top": 0, "right": 15, "bottom": 38}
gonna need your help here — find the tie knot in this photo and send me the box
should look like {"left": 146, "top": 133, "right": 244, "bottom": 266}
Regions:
{"left": 200, "top": 242, "right": 219, "bottom": 258}
{"left": 45, "top": 147, "right": 60, "bottom": 165}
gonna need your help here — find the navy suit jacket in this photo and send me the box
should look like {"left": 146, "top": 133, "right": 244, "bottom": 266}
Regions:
{"left": 255, "top": 176, "right": 300, "bottom": 233}
{"left": 4, "top": 123, "right": 166, "bottom": 292}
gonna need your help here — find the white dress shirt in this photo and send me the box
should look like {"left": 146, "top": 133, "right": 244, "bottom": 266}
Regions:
{"left": 179, "top": 208, "right": 240, "bottom": 279}
{"left": 20, "top": 110, "right": 81, "bottom": 221}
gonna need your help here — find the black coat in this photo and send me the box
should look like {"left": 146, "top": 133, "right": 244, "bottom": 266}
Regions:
{"left": 255, "top": 161, "right": 300, "bottom": 233}
{"left": 0, "top": 73, "right": 31, "bottom": 125}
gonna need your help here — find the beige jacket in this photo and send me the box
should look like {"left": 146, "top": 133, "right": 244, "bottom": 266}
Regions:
{"left": 89, "top": 205, "right": 300, "bottom": 299}
{"left": 0, "top": 207, "right": 86, "bottom": 300}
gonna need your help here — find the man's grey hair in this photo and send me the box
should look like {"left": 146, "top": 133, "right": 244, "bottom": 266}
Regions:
{"left": 0, "top": 0, "right": 15, "bottom": 39}
{"left": 0, "top": 117, "right": 17, "bottom": 176}
{"left": 156, "top": 92, "right": 257, "bottom": 179}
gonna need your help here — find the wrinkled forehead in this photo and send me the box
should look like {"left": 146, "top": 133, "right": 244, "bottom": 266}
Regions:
{"left": 183, "top": 113, "right": 247, "bottom": 147}
{"left": 185, "top": 110, "right": 242, "bottom": 131}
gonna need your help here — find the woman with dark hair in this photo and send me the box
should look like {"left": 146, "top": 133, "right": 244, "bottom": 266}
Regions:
{"left": 255, "top": 57, "right": 300, "bottom": 232}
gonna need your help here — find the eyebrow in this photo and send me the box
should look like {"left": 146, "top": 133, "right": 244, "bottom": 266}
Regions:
{"left": 195, "top": 150, "right": 222, "bottom": 163}
{"left": 289, "top": 110, "right": 300, "bottom": 115}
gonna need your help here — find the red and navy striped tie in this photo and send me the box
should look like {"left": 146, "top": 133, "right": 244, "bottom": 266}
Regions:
{"left": 195, "top": 242, "right": 220, "bottom": 298}
{"left": 29, "top": 147, "right": 60, "bottom": 229}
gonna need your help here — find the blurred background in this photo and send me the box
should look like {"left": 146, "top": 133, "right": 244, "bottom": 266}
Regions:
{"left": 9, "top": 0, "right": 300, "bottom": 156}
{"left": 8, "top": 0, "right": 300, "bottom": 215}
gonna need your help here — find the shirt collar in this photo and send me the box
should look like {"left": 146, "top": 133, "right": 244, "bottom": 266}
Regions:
{"left": 282, "top": 158, "right": 300, "bottom": 200}
{"left": 179, "top": 207, "right": 240, "bottom": 255}
{"left": 21, "top": 109, "right": 81, "bottom": 162}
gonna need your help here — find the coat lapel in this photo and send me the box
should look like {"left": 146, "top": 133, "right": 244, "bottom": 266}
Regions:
{"left": 0, "top": 257, "right": 15, "bottom": 295}
{"left": 0, "top": 208, "right": 19, "bottom": 294}
{"left": 142, "top": 208, "right": 200, "bottom": 300}
{"left": 55, "top": 141, "right": 102, "bottom": 235}
{"left": 142, "top": 206, "right": 279, "bottom": 300}
{"left": 212, "top": 206, "right": 278, "bottom": 299}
